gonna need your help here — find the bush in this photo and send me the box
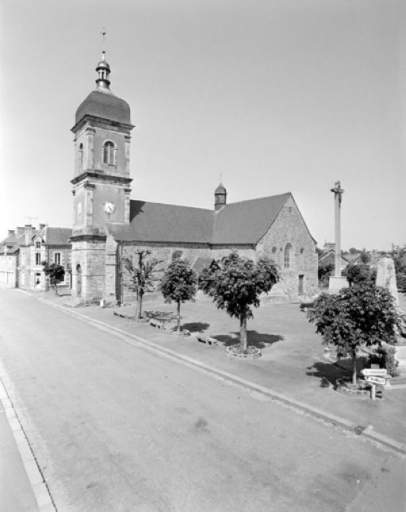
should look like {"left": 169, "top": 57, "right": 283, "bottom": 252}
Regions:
{"left": 369, "top": 346, "right": 399, "bottom": 378}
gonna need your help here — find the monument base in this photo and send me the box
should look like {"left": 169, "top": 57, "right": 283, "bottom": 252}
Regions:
{"left": 328, "top": 276, "right": 349, "bottom": 294}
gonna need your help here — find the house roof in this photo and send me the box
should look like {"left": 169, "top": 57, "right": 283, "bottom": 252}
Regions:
{"left": 109, "top": 193, "right": 293, "bottom": 246}
{"left": 37, "top": 227, "right": 72, "bottom": 246}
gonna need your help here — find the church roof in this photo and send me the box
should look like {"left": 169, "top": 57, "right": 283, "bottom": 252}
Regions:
{"left": 109, "top": 193, "right": 291, "bottom": 246}
{"left": 212, "top": 194, "right": 289, "bottom": 244}
{"left": 75, "top": 90, "right": 131, "bottom": 126}
{"left": 111, "top": 201, "right": 214, "bottom": 244}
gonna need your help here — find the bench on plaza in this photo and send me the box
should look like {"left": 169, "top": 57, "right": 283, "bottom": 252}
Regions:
{"left": 196, "top": 334, "right": 221, "bottom": 346}
{"left": 149, "top": 318, "right": 165, "bottom": 329}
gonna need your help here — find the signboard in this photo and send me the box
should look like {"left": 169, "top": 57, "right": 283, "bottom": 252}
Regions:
{"left": 361, "top": 368, "right": 387, "bottom": 377}
{"left": 365, "top": 375, "right": 386, "bottom": 385}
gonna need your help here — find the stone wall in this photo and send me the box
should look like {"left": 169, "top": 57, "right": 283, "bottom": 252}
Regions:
{"left": 71, "top": 239, "right": 107, "bottom": 302}
{"left": 0, "top": 252, "right": 17, "bottom": 287}
{"left": 257, "top": 195, "right": 318, "bottom": 300}
{"left": 116, "top": 242, "right": 256, "bottom": 303}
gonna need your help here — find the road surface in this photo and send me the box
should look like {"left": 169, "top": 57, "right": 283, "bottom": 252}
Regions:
{"left": 0, "top": 289, "right": 404, "bottom": 511}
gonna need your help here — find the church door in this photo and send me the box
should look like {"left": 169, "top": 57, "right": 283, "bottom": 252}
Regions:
{"left": 298, "top": 274, "right": 304, "bottom": 295}
{"left": 76, "top": 264, "right": 82, "bottom": 297}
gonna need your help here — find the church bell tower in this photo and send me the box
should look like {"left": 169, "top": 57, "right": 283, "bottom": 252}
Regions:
{"left": 71, "top": 52, "right": 134, "bottom": 302}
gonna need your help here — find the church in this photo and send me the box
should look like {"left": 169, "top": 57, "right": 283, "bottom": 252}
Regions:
{"left": 1, "top": 53, "right": 318, "bottom": 301}
{"left": 70, "top": 52, "right": 318, "bottom": 304}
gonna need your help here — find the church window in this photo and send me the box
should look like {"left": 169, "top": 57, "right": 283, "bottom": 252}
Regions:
{"left": 102, "top": 141, "right": 116, "bottom": 165}
{"left": 54, "top": 253, "right": 61, "bottom": 265}
{"left": 284, "top": 243, "right": 292, "bottom": 269}
{"left": 35, "top": 253, "right": 41, "bottom": 265}
{"left": 78, "top": 143, "right": 84, "bottom": 170}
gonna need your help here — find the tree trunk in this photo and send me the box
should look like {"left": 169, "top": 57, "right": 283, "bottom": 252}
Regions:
{"left": 177, "top": 301, "right": 181, "bottom": 332}
{"left": 54, "top": 283, "right": 58, "bottom": 295}
{"left": 240, "top": 314, "right": 247, "bottom": 352}
{"left": 136, "top": 292, "right": 143, "bottom": 320}
{"left": 352, "top": 354, "right": 357, "bottom": 386}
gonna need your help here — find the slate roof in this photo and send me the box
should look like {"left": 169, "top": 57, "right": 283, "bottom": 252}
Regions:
{"left": 74, "top": 90, "right": 131, "bottom": 127}
{"left": 111, "top": 201, "right": 214, "bottom": 244}
{"left": 109, "top": 193, "right": 292, "bottom": 246}
{"left": 37, "top": 227, "right": 72, "bottom": 246}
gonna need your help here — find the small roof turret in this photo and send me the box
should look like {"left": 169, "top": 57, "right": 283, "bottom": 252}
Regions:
{"left": 214, "top": 182, "right": 227, "bottom": 211}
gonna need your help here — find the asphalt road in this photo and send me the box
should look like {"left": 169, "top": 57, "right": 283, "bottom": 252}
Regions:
{"left": 0, "top": 289, "right": 404, "bottom": 512}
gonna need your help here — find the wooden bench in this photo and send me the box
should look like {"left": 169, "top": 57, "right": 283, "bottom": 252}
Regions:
{"left": 149, "top": 318, "right": 165, "bottom": 329}
{"left": 196, "top": 335, "right": 220, "bottom": 346}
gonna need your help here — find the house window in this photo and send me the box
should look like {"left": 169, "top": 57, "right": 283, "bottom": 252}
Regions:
{"left": 284, "top": 243, "right": 292, "bottom": 269}
{"left": 102, "top": 141, "right": 116, "bottom": 165}
{"left": 35, "top": 241, "right": 41, "bottom": 249}
{"left": 35, "top": 253, "right": 41, "bottom": 265}
{"left": 78, "top": 143, "right": 84, "bottom": 171}
{"left": 54, "top": 253, "right": 61, "bottom": 265}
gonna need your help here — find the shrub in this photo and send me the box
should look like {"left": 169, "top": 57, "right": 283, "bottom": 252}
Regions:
{"left": 369, "top": 346, "right": 399, "bottom": 378}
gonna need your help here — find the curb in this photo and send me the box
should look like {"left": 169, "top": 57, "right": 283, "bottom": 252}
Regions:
{"left": 40, "top": 298, "right": 406, "bottom": 456}
{"left": 0, "top": 368, "right": 56, "bottom": 512}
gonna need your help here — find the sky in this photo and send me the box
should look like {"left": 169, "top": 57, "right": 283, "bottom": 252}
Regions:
{"left": 1, "top": 0, "right": 405, "bottom": 251}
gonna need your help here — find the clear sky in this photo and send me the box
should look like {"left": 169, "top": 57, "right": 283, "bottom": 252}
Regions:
{"left": 1, "top": 0, "right": 405, "bottom": 251}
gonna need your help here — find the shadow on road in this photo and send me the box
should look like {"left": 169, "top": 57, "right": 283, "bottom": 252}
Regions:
{"left": 213, "top": 331, "right": 283, "bottom": 349}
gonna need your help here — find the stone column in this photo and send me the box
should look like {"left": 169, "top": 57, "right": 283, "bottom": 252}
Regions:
{"left": 329, "top": 181, "right": 348, "bottom": 293}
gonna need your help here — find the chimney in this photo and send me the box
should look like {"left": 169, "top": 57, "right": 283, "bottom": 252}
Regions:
{"left": 16, "top": 227, "right": 25, "bottom": 236}
{"left": 24, "top": 225, "right": 33, "bottom": 246}
{"left": 8, "top": 230, "right": 15, "bottom": 236}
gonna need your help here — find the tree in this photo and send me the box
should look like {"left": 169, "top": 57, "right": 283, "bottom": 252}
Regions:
{"left": 198, "top": 253, "right": 280, "bottom": 352}
{"left": 307, "top": 281, "right": 401, "bottom": 385}
{"left": 343, "top": 263, "right": 376, "bottom": 287}
{"left": 42, "top": 262, "right": 65, "bottom": 295}
{"left": 359, "top": 249, "right": 370, "bottom": 264}
{"left": 160, "top": 259, "right": 197, "bottom": 332}
{"left": 123, "top": 250, "right": 162, "bottom": 320}
{"left": 318, "top": 260, "right": 334, "bottom": 286}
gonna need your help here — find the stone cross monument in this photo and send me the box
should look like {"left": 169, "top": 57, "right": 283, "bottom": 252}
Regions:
{"left": 329, "top": 181, "right": 348, "bottom": 293}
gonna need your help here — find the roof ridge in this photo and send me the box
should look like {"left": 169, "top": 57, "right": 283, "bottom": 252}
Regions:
{"left": 226, "top": 192, "right": 291, "bottom": 207}
{"left": 130, "top": 199, "right": 212, "bottom": 214}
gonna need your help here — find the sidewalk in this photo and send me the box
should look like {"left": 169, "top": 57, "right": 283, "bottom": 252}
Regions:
{"left": 0, "top": 384, "right": 40, "bottom": 512}
{"left": 41, "top": 293, "right": 406, "bottom": 454}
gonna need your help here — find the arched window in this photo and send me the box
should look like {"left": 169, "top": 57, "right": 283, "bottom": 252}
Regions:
{"left": 78, "top": 143, "right": 84, "bottom": 170}
{"left": 284, "top": 243, "right": 292, "bottom": 269}
{"left": 102, "top": 141, "right": 116, "bottom": 165}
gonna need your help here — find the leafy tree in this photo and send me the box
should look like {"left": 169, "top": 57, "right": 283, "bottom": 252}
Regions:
{"left": 318, "top": 261, "right": 334, "bottom": 286}
{"left": 198, "top": 253, "right": 280, "bottom": 352}
{"left": 42, "top": 262, "right": 65, "bottom": 295}
{"left": 160, "top": 259, "right": 198, "bottom": 332}
{"left": 307, "top": 281, "right": 401, "bottom": 385}
{"left": 343, "top": 263, "right": 376, "bottom": 287}
{"left": 349, "top": 247, "right": 358, "bottom": 254}
{"left": 123, "top": 250, "right": 162, "bottom": 320}
{"left": 359, "top": 249, "right": 370, "bottom": 264}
